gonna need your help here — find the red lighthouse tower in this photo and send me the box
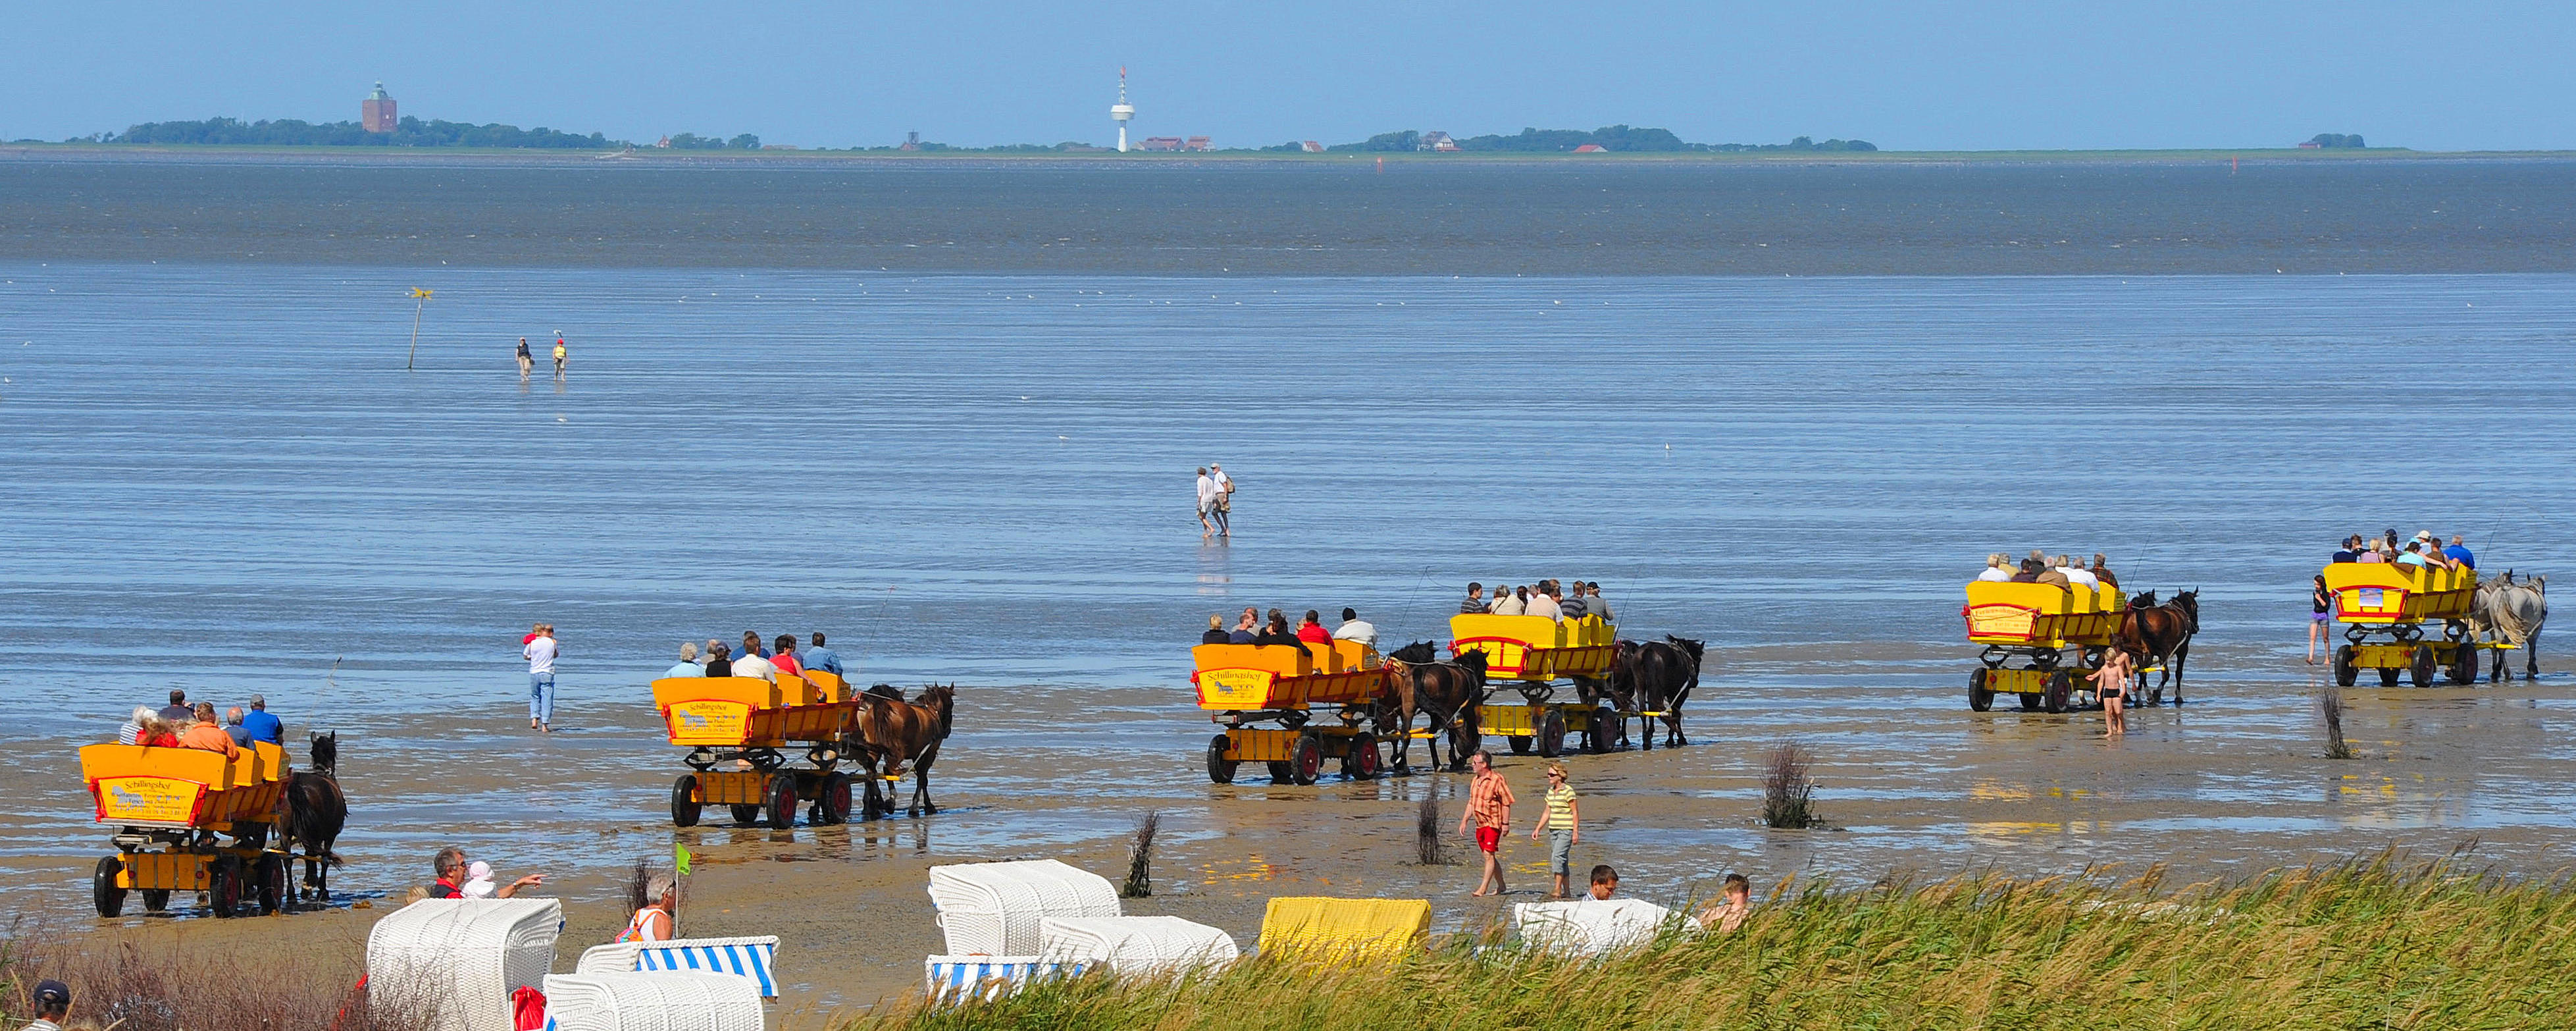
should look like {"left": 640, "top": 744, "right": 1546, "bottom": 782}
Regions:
{"left": 362, "top": 82, "right": 397, "bottom": 134}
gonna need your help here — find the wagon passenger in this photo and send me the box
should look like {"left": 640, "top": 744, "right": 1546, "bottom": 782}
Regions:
{"left": 1584, "top": 583, "right": 1612, "bottom": 623}
{"left": 2034, "top": 562, "right": 2071, "bottom": 589}
{"left": 731, "top": 645, "right": 777, "bottom": 682}
{"left": 1460, "top": 583, "right": 1487, "bottom": 615}
{"left": 134, "top": 714, "right": 180, "bottom": 748}
{"left": 1202, "top": 615, "right": 1231, "bottom": 645}
{"left": 663, "top": 643, "right": 702, "bottom": 679}
{"left": 1558, "top": 587, "right": 1589, "bottom": 621}
{"left": 2058, "top": 557, "right": 2099, "bottom": 589}
{"left": 1332, "top": 608, "right": 1378, "bottom": 647}
{"left": 1297, "top": 610, "right": 1333, "bottom": 645}
{"left": 179, "top": 703, "right": 240, "bottom": 756}
{"left": 1526, "top": 585, "right": 1561, "bottom": 620}
{"left": 799, "top": 632, "right": 846, "bottom": 677}
{"left": 771, "top": 635, "right": 804, "bottom": 677}
{"left": 1977, "top": 554, "right": 2012, "bottom": 582}
{"left": 2009, "top": 558, "right": 2042, "bottom": 583}
{"left": 740, "top": 631, "right": 770, "bottom": 660}
{"left": 225, "top": 707, "right": 255, "bottom": 747}
{"left": 703, "top": 643, "right": 734, "bottom": 677}
{"left": 2090, "top": 554, "right": 2119, "bottom": 588}
{"left": 118, "top": 706, "right": 152, "bottom": 747}
{"left": 1229, "top": 612, "right": 1257, "bottom": 645}
{"left": 1490, "top": 586, "right": 1524, "bottom": 616}
{"left": 2445, "top": 535, "right": 2475, "bottom": 569}
{"left": 1254, "top": 612, "right": 1301, "bottom": 647}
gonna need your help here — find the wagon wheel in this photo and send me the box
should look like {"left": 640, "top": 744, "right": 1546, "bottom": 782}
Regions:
{"left": 2042, "top": 671, "right": 2073, "bottom": 714}
{"left": 764, "top": 776, "right": 799, "bottom": 830}
{"left": 1267, "top": 760, "right": 1296, "bottom": 783}
{"left": 2375, "top": 667, "right": 2399, "bottom": 687}
{"left": 1206, "top": 735, "right": 1238, "bottom": 784}
{"left": 1967, "top": 669, "right": 1994, "bottom": 712}
{"left": 257, "top": 855, "right": 287, "bottom": 916}
{"left": 142, "top": 888, "right": 170, "bottom": 912}
{"left": 1537, "top": 710, "right": 1567, "bottom": 758}
{"left": 2333, "top": 645, "right": 2359, "bottom": 687}
{"left": 2448, "top": 643, "right": 2479, "bottom": 685}
{"left": 815, "top": 773, "right": 854, "bottom": 825}
{"left": 1586, "top": 706, "right": 1614, "bottom": 754}
{"left": 1507, "top": 735, "right": 1532, "bottom": 755}
{"left": 1342, "top": 733, "right": 1382, "bottom": 780}
{"left": 2017, "top": 691, "right": 2041, "bottom": 711}
{"left": 671, "top": 775, "right": 702, "bottom": 828}
{"left": 730, "top": 804, "right": 763, "bottom": 825}
{"left": 1289, "top": 735, "right": 1326, "bottom": 786}
{"left": 92, "top": 855, "right": 126, "bottom": 918}
{"left": 208, "top": 857, "right": 243, "bottom": 918}
{"left": 2409, "top": 645, "right": 2437, "bottom": 689}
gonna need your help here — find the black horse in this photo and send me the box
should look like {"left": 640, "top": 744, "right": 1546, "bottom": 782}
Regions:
{"left": 1380, "top": 642, "right": 1487, "bottom": 772}
{"left": 2116, "top": 589, "right": 2198, "bottom": 704}
{"left": 280, "top": 732, "right": 347, "bottom": 905}
{"left": 1618, "top": 636, "right": 1703, "bottom": 749}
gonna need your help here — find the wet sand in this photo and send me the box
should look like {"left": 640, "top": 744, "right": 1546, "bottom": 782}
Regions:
{"left": 18, "top": 641, "right": 2569, "bottom": 1020}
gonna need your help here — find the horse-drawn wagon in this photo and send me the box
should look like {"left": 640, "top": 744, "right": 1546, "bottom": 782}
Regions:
{"left": 2325, "top": 562, "right": 2485, "bottom": 687}
{"left": 81, "top": 741, "right": 294, "bottom": 916}
{"left": 657, "top": 670, "right": 886, "bottom": 828}
{"left": 1449, "top": 614, "right": 1622, "bottom": 757}
{"left": 1963, "top": 581, "right": 2128, "bottom": 712}
{"left": 1195, "top": 641, "right": 1390, "bottom": 785}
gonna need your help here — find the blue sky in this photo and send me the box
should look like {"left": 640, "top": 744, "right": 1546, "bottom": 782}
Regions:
{"left": 8, "top": 1, "right": 2571, "bottom": 150}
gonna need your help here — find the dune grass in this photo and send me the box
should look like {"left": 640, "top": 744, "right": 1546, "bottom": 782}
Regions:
{"left": 859, "top": 853, "right": 2573, "bottom": 1031}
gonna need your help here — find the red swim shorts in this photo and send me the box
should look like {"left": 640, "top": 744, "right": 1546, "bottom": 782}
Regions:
{"left": 1476, "top": 826, "right": 1502, "bottom": 853}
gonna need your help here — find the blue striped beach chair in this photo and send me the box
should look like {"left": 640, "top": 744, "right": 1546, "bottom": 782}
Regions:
{"left": 574, "top": 936, "right": 781, "bottom": 999}
{"left": 923, "top": 955, "right": 1085, "bottom": 1005}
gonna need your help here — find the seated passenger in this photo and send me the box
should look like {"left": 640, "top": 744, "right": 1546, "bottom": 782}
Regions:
{"left": 2034, "top": 562, "right": 2071, "bottom": 589}
{"left": 1298, "top": 610, "right": 1333, "bottom": 645}
{"left": 1584, "top": 583, "right": 1612, "bottom": 623}
{"left": 2090, "top": 553, "right": 2119, "bottom": 588}
{"left": 2395, "top": 541, "right": 2429, "bottom": 567}
{"left": 1253, "top": 612, "right": 1301, "bottom": 647}
{"left": 1490, "top": 587, "right": 1526, "bottom": 616}
{"left": 2445, "top": 535, "right": 2475, "bottom": 569}
{"left": 138, "top": 715, "right": 180, "bottom": 748}
{"left": 1558, "top": 588, "right": 1589, "bottom": 621}
{"left": 663, "top": 642, "right": 702, "bottom": 679}
{"left": 1976, "top": 554, "right": 2013, "bottom": 582}
{"left": 703, "top": 643, "right": 735, "bottom": 677}
{"left": 771, "top": 635, "right": 804, "bottom": 677}
{"left": 1228, "top": 611, "right": 1257, "bottom": 645}
{"left": 1526, "top": 585, "right": 1561, "bottom": 620}
{"left": 118, "top": 706, "right": 152, "bottom": 747}
{"left": 225, "top": 707, "right": 255, "bottom": 748}
{"left": 731, "top": 646, "right": 779, "bottom": 681}
{"left": 178, "top": 702, "right": 240, "bottom": 757}
{"left": 2008, "top": 558, "right": 2041, "bottom": 583}
{"left": 2057, "top": 556, "right": 2099, "bottom": 588}
{"left": 2357, "top": 544, "right": 2388, "bottom": 564}
{"left": 1459, "top": 583, "right": 1487, "bottom": 615}
{"left": 1202, "top": 614, "right": 1231, "bottom": 645}
{"left": 1332, "top": 608, "right": 1378, "bottom": 647}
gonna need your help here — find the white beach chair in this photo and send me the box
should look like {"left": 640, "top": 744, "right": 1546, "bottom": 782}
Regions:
{"left": 925, "top": 859, "right": 1121, "bottom": 955}
{"left": 1037, "top": 916, "right": 1239, "bottom": 976}
{"left": 366, "top": 898, "right": 565, "bottom": 1031}
{"left": 1512, "top": 898, "right": 1682, "bottom": 957}
{"left": 573, "top": 937, "right": 781, "bottom": 999}
{"left": 542, "top": 971, "right": 765, "bottom": 1031}
{"left": 921, "top": 955, "right": 1085, "bottom": 1005}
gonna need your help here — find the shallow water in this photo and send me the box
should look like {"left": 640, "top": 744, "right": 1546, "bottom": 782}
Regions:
{"left": 3, "top": 263, "right": 2573, "bottom": 925}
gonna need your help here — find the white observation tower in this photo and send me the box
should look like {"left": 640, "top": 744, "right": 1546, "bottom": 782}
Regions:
{"left": 1110, "top": 66, "right": 1135, "bottom": 152}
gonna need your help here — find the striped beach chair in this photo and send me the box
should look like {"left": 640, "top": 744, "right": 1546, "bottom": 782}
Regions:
{"left": 923, "top": 956, "right": 1085, "bottom": 1005}
{"left": 574, "top": 937, "right": 781, "bottom": 999}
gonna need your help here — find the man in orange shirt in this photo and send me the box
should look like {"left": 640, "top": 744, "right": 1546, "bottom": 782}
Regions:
{"left": 178, "top": 702, "right": 240, "bottom": 757}
{"left": 1455, "top": 750, "right": 1514, "bottom": 897}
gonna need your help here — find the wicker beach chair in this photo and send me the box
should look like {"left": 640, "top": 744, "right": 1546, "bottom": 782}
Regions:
{"left": 1256, "top": 897, "right": 1431, "bottom": 963}
{"left": 366, "top": 898, "right": 565, "bottom": 1031}
{"left": 1512, "top": 898, "right": 1682, "bottom": 957}
{"left": 542, "top": 971, "right": 765, "bottom": 1031}
{"left": 921, "top": 956, "right": 1085, "bottom": 1005}
{"left": 1037, "top": 916, "right": 1239, "bottom": 976}
{"left": 573, "top": 937, "right": 781, "bottom": 998}
{"left": 926, "top": 859, "right": 1121, "bottom": 955}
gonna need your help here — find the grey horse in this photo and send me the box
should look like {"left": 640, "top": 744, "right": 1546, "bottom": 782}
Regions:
{"left": 2469, "top": 573, "right": 2548, "bottom": 681}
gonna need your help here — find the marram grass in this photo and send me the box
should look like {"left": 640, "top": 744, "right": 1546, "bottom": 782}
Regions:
{"left": 858, "top": 855, "right": 2574, "bottom": 1031}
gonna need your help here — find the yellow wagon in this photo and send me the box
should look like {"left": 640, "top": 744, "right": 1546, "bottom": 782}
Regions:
{"left": 1194, "top": 641, "right": 1390, "bottom": 785}
{"left": 80, "top": 741, "right": 292, "bottom": 917}
{"left": 656, "top": 671, "right": 883, "bottom": 828}
{"left": 1448, "top": 614, "right": 1620, "bottom": 756}
{"left": 2324, "top": 562, "right": 2484, "bottom": 687}
{"left": 1962, "top": 580, "right": 2128, "bottom": 712}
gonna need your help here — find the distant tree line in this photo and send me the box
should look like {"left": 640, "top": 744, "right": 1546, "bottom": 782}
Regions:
{"left": 2307, "top": 133, "right": 2366, "bottom": 149}
{"left": 661, "top": 132, "right": 761, "bottom": 150}
{"left": 95, "top": 117, "right": 627, "bottom": 148}
{"left": 1321, "top": 126, "right": 1876, "bottom": 153}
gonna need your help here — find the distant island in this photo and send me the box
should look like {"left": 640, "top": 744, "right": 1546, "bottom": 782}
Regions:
{"left": 36, "top": 117, "right": 1872, "bottom": 155}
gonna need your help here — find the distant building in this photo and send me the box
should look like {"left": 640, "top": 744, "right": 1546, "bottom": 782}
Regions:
{"left": 361, "top": 82, "right": 397, "bottom": 134}
{"left": 1139, "top": 136, "right": 1184, "bottom": 151}
{"left": 1301, "top": 140, "right": 1324, "bottom": 153}
{"left": 900, "top": 131, "right": 921, "bottom": 151}
{"left": 654, "top": 136, "right": 673, "bottom": 148}
{"left": 1421, "top": 131, "right": 1458, "bottom": 151}
{"left": 1184, "top": 135, "right": 1211, "bottom": 151}
{"left": 1572, "top": 144, "right": 1608, "bottom": 153}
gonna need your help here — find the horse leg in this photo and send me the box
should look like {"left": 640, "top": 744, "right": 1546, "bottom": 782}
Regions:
{"left": 2529, "top": 624, "right": 2541, "bottom": 679}
{"left": 1664, "top": 710, "right": 1685, "bottom": 747}
{"left": 2172, "top": 641, "right": 2188, "bottom": 703}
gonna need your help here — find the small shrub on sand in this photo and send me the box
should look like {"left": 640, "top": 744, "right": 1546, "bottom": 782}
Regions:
{"left": 3, "top": 930, "right": 438, "bottom": 1031}
{"left": 1121, "top": 810, "right": 1160, "bottom": 899}
{"left": 1415, "top": 797, "right": 1447, "bottom": 866}
{"left": 1761, "top": 741, "right": 1820, "bottom": 828}
{"left": 2319, "top": 689, "right": 2354, "bottom": 759}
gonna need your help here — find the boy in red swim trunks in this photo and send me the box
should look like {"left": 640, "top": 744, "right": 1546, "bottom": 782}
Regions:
{"left": 1456, "top": 750, "right": 1515, "bottom": 897}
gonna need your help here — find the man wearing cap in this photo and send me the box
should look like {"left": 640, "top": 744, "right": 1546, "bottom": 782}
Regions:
{"left": 240, "top": 695, "right": 283, "bottom": 745}
{"left": 24, "top": 980, "right": 70, "bottom": 1031}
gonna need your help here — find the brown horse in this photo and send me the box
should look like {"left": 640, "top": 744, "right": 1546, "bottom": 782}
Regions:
{"left": 853, "top": 684, "right": 955, "bottom": 816}
{"left": 1379, "top": 642, "right": 1485, "bottom": 772}
{"left": 1610, "top": 637, "right": 1703, "bottom": 749}
{"left": 279, "top": 732, "right": 346, "bottom": 904}
{"left": 2114, "top": 589, "right": 2198, "bottom": 704}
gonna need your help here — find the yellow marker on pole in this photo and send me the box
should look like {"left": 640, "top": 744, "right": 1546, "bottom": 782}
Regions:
{"left": 405, "top": 288, "right": 434, "bottom": 371}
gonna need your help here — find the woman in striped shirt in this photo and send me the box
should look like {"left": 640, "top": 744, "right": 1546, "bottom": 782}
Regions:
{"left": 1530, "top": 762, "right": 1582, "bottom": 899}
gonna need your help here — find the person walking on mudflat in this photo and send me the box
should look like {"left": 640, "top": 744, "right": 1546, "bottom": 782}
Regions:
{"left": 552, "top": 335, "right": 568, "bottom": 378}
{"left": 1457, "top": 750, "right": 1515, "bottom": 897}
{"left": 1195, "top": 467, "right": 1220, "bottom": 537}
{"left": 516, "top": 338, "right": 534, "bottom": 379}
{"left": 1531, "top": 762, "right": 1582, "bottom": 898}
{"left": 1209, "top": 463, "right": 1233, "bottom": 537}
{"left": 525, "top": 623, "right": 559, "bottom": 733}
{"left": 2091, "top": 645, "right": 2134, "bottom": 736}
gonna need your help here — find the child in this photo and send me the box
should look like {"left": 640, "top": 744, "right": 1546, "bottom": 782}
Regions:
{"left": 1697, "top": 874, "right": 1752, "bottom": 932}
{"left": 1530, "top": 763, "right": 1582, "bottom": 898}
{"left": 1587, "top": 864, "right": 1618, "bottom": 901}
{"left": 2090, "top": 647, "right": 2136, "bottom": 736}
{"left": 461, "top": 860, "right": 498, "bottom": 898}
